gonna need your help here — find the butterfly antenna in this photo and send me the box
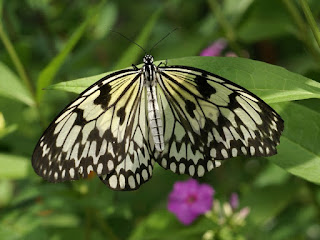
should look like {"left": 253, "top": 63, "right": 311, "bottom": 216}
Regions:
{"left": 149, "top": 27, "right": 179, "bottom": 53}
{"left": 110, "top": 30, "right": 147, "bottom": 54}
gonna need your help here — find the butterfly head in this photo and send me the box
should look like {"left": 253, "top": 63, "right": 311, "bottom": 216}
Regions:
{"left": 143, "top": 55, "right": 154, "bottom": 65}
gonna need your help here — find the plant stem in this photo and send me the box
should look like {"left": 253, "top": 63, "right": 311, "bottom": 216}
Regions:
{"left": 282, "top": 0, "right": 307, "bottom": 37}
{"left": 305, "top": 182, "right": 320, "bottom": 222}
{"left": 299, "top": 0, "right": 320, "bottom": 48}
{"left": 282, "top": 0, "right": 320, "bottom": 64}
{"left": 0, "top": 22, "right": 35, "bottom": 97}
{"left": 85, "top": 208, "right": 92, "bottom": 240}
{"left": 0, "top": 19, "right": 47, "bottom": 127}
{"left": 207, "top": 0, "right": 244, "bottom": 57}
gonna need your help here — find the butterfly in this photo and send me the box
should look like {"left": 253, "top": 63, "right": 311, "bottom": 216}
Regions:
{"left": 32, "top": 54, "right": 284, "bottom": 191}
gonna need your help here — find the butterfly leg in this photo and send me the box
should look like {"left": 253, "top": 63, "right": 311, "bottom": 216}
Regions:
{"left": 132, "top": 64, "right": 139, "bottom": 70}
{"left": 157, "top": 59, "right": 168, "bottom": 67}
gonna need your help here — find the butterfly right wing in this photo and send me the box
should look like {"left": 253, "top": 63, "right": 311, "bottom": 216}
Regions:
{"left": 32, "top": 69, "right": 154, "bottom": 190}
{"left": 153, "top": 66, "right": 283, "bottom": 177}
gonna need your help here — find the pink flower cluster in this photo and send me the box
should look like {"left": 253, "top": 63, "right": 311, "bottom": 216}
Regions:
{"left": 167, "top": 179, "right": 250, "bottom": 226}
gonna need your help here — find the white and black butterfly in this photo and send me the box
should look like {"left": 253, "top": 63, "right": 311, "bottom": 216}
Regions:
{"left": 32, "top": 54, "right": 284, "bottom": 191}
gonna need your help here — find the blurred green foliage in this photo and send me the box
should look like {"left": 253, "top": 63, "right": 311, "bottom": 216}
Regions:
{"left": 0, "top": 0, "right": 320, "bottom": 239}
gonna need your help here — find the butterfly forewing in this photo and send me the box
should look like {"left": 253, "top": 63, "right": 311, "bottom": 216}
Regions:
{"left": 154, "top": 66, "right": 283, "bottom": 177}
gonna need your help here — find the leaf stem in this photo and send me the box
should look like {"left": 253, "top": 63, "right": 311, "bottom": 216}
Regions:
{"left": 0, "top": 22, "right": 35, "bottom": 97}
{"left": 207, "top": 0, "right": 244, "bottom": 57}
{"left": 299, "top": 0, "right": 320, "bottom": 48}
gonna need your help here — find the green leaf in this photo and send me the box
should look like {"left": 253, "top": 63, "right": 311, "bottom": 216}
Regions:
{"left": 0, "top": 0, "right": 3, "bottom": 20}
{"left": 253, "top": 163, "right": 290, "bottom": 187}
{"left": 0, "top": 112, "right": 17, "bottom": 138}
{"left": 36, "top": 0, "right": 106, "bottom": 103}
{"left": 0, "top": 124, "right": 17, "bottom": 139}
{"left": 0, "top": 180, "right": 14, "bottom": 207}
{"left": 45, "top": 72, "right": 108, "bottom": 94}
{"left": 0, "top": 153, "right": 29, "bottom": 179}
{"left": 223, "top": 0, "right": 254, "bottom": 25}
{"left": 241, "top": 184, "right": 296, "bottom": 225}
{"left": 113, "top": 9, "right": 162, "bottom": 70}
{"left": 0, "top": 62, "right": 35, "bottom": 106}
{"left": 46, "top": 57, "right": 320, "bottom": 103}
{"left": 92, "top": 2, "right": 118, "bottom": 39}
{"left": 269, "top": 101, "right": 320, "bottom": 184}
{"left": 40, "top": 214, "right": 80, "bottom": 227}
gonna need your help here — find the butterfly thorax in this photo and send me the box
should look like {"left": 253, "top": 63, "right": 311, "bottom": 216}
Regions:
{"left": 142, "top": 55, "right": 164, "bottom": 152}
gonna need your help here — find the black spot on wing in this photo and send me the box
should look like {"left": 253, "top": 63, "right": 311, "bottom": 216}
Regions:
{"left": 117, "top": 107, "right": 126, "bottom": 125}
{"left": 194, "top": 75, "right": 216, "bottom": 99}
{"left": 73, "top": 109, "right": 86, "bottom": 125}
{"left": 185, "top": 100, "right": 196, "bottom": 118}
{"left": 94, "top": 83, "right": 111, "bottom": 109}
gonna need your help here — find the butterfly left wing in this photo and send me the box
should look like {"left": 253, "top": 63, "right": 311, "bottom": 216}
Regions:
{"left": 32, "top": 69, "right": 154, "bottom": 190}
{"left": 154, "top": 65, "right": 284, "bottom": 177}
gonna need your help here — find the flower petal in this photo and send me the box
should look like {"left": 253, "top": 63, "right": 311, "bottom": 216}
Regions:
{"left": 200, "top": 39, "right": 227, "bottom": 56}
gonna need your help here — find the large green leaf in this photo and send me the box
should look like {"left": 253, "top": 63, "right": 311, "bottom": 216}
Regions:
{"left": 46, "top": 56, "right": 320, "bottom": 103}
{"left": 269, "top": 101, "right": 320, "bottom": 184}
{"left": 0, "top": 62, "right": 34, "bottom": 106}
{"left": 36, "top": 0, "right": 106, "bottom": 103}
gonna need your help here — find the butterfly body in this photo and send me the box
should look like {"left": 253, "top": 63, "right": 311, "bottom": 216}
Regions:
{"left": 32, "top": 55, "right": 284, "bottom": 190}
{"left": 143, "top": 55, "right": 164, "bottom": 152}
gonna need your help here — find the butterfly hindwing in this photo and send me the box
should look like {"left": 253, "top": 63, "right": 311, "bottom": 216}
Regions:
{"left": 154, "top": 66, "right": 284, "bottom": 177}
{"left": 32, "top": 69, "right": 154, "bottom": 190}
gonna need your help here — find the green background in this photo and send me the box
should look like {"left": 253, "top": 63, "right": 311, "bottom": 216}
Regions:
{"left": 1, "top": 0, "right": 320, "bottom": 239}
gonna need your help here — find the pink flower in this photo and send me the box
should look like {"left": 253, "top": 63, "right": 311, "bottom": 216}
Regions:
{"left": 200, "top": 38, "right": 227, "bottom": 56}
{"left": 229, "top": 193, "right": 239, "bottom": 209}
{"left": 200, "top": 38, "right": 240, "bottom": 57}
{"left": 168, "top": 179, "right": 214, "bottom": 225}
